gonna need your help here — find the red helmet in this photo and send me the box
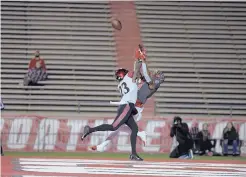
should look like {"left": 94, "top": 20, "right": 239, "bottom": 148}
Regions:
{"left": 115, "top": 68, "right": 128, "bottom": 81}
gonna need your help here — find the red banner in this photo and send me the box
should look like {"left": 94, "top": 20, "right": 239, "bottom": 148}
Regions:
{"left": 1, "top": 115, "right": 246, "bottom": 155}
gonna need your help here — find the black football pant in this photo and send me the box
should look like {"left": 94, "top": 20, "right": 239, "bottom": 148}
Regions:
{"left": 88, "top": 103, "right": 138, "bottom": 155}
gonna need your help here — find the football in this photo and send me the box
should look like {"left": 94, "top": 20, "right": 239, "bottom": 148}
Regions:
{"left": 111, "top": 19, "right": 122, "bottom": 30}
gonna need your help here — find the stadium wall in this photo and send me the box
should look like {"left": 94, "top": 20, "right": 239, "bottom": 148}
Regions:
{"left": 1, "top": 115, "right": 246, "bottom": 155}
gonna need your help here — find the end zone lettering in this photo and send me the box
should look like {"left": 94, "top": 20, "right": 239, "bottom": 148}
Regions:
{"left": 1, "top": 115, "right": 246, "bottom": 155}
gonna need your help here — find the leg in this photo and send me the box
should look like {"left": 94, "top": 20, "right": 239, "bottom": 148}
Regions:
{"left": 95, "top": 125, "right": 146, "bottom": 152}
{"left": 23, "top": 74, "right": 30, "bottom": 86}
{"left": 125, "top": 116, "right": 143, "bottom": 161}
{"left": 125, "top": 116, "right": 139, "bottom": 155}
{"left": 132, "top": 107, "right": 146, "bottom": 145}
{"left": 198, "top": 140, "right": 206, "bottom": 155}
{"left": 92, "top": 106, "right": 145, "bottom": 152}
{"left": 133, "top": 108, "right": 142, "bottom": 122}
{"left": 81, "top": 104, "right": 133, "bottom": 140}
{"left": 1, "top": 145, "right": 3, "bottom": 156}
{"left": 207, "top": 140, "right": 213, "bottom": 152}
{"left": 232, "top": 140, "right": 238, "bottom": 155}
{"left": 97, "top": 126, "right": 130, "bottom": 151}
{"left": 91, "top": 128, "right": 122, "bottom": 152}
{"left": 170, "top": 146, "right": 180, "bottom": 158}
{"left": 223, "top": 139, "right": 228, "bottom": 155}
{"left": 91, "top": 104, "right": 132, "bottom": 132}
{"left": 201, "top": 140, "right": 213, "bottom": 156}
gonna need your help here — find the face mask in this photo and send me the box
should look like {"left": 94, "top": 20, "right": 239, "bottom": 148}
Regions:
{"left": 35, "top": 54, "right": 40, "bottom": 57}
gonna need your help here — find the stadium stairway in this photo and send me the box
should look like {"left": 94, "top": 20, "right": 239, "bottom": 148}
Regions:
{"left": 1, "top": 1, "right": 119, "bottom": 116}
{"left": 135, "top": 1, "right": 246, "bottom": 117}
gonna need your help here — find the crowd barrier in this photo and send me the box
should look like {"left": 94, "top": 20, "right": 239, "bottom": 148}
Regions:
{"left": 1, "top": 115, "right": 246, "bottom": 155}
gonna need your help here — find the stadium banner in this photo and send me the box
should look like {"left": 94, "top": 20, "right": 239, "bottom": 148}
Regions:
{"left": 1, "top": 115, "right": 246, "bottom": 155}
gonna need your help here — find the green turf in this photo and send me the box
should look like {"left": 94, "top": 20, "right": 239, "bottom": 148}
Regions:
{"left": 4, "top": 151, "right": 246, "bottom": 161}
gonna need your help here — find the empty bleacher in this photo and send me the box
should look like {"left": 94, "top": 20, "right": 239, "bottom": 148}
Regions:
{"left": 1, "top": 1, "right": 119, "bottom": 116}
{"left": 2, "top": 1, "right": 246, "bottom": 118}
{"left": 135, "top": 1, "right": 246, "bottom": 117}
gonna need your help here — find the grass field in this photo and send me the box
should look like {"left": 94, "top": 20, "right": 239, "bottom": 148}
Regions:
{"left": 4, "top": 151, "right": 246, "bottom": 161}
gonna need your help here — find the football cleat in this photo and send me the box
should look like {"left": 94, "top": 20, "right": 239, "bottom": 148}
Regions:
{"left": 81, "top": 125, "right": 90, "bottom": 141}
{"left": 129, "top": 154, "right": 143, "bottom": 161}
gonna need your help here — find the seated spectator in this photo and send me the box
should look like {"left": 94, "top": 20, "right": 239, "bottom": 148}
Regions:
{"left": 190, "top": 122, "right": 199, "bottom": 153}
{"left": 223, "top": 122, "right": 239, "bottom": 156}
{"left": 23, "top": 51, "right": 48, "bottom": 86}
{"left": 197, "top": 123, "right": 213, "bottom": 156}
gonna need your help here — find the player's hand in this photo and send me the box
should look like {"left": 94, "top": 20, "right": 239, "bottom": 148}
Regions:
{"left": 148, "top": 82, "right": 155, "bottom": 90}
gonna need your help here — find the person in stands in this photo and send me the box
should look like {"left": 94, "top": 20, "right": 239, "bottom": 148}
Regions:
{"left": 223, "top": 122, "right": 239, "bottom": 156}
{"left": 190, "top": 122, "right": 199, "bottom": 153}
{"left": 23, "top": 50, "right": 48, "bottom": 86}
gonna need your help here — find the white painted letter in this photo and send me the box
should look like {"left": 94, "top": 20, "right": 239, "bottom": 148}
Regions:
{"left": 66, "top": 120, "right": 88, "bottom": 151}
{"left": 7, "top": 118, "right": 32, "bottom": 149}
{"left": 34, "top": 119, "right": 59, "bottom": 151}
{"left": 142, "top": 120, "right": 165, "bottom": 152}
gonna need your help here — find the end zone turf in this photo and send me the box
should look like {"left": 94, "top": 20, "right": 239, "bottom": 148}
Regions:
{"left": 1, "top": 154, "right": 246, "bottom": 177}
{"left": 3, "top": 151, "right": 246, "bottom": 161}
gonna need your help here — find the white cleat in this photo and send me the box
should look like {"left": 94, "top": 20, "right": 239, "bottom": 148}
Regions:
{"left": 96, "top": 144, "right": 105, "bottom": 152}
{"left": 88, "top": 145, "right": 97, "bottom": 151}
{"left": 138, "top": 131, "right": 147, "bottom": 146}
{"left": 88, "top": 145, "right": 105, "bottom": 152}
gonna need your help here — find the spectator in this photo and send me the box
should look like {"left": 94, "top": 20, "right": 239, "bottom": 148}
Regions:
{"left": 169, "top": 116, "right": 194, "bottom": 159}
{"left": 197, "top": 123, "right": 213, "bottom": 156}
{"left": 223, "top": 122, "right": 239, "bottom": 156}
{"left": 23, "top": 51, "right": 48, "bottom": 86}
{"left": 190, "top": 122, "right": 199, "bottom": 153}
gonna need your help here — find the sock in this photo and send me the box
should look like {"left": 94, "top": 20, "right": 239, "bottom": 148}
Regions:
{"left": 137, "top": 131, "right": 142, "bottom": 137}
{"left": 97, "top": 140, "right": 111, "bottom": 152}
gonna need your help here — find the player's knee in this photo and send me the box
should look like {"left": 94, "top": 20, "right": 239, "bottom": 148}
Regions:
{"left": 108, "top": 125, "right": 115, "bottom": 131}
{"left": 111, "top": 124, "right": 120, "bottom": 131}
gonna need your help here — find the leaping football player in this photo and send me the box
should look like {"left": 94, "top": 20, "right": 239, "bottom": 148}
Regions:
{"left": 81, "top": 68, "right": 143, "bottom": 161}
{"left": 89, "top": 70, "right": 165, "bottom": 152}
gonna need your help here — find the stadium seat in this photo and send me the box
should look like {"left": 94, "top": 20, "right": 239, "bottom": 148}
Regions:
{"left": 1, "top": 1, "right": 119, "bottom": 115}
{"left": 135, "top": 1, "right": 246, "bottom": 116}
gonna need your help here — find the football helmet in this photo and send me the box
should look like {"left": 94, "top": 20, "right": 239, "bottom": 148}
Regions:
{"left": 115, "top": 68, "right": 128, "bottom": 81}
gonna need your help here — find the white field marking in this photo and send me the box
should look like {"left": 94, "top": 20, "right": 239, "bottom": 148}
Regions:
{"left": 17, "top": 158, "right": 246, "bottom": 168}
{"left": 17, "top": 161, "right": 246, "bottom": 172}
{"left": 16, "top": 158, "right": 246, "bottom": 177}
{"left": 21, "top": 176, "right": 78, "bottom": 177}
{"left": 133, "top": 165, "right": 246, "bottom": 172}
{"left": 20, "top": 165, "right": 246, "bottom": 177}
